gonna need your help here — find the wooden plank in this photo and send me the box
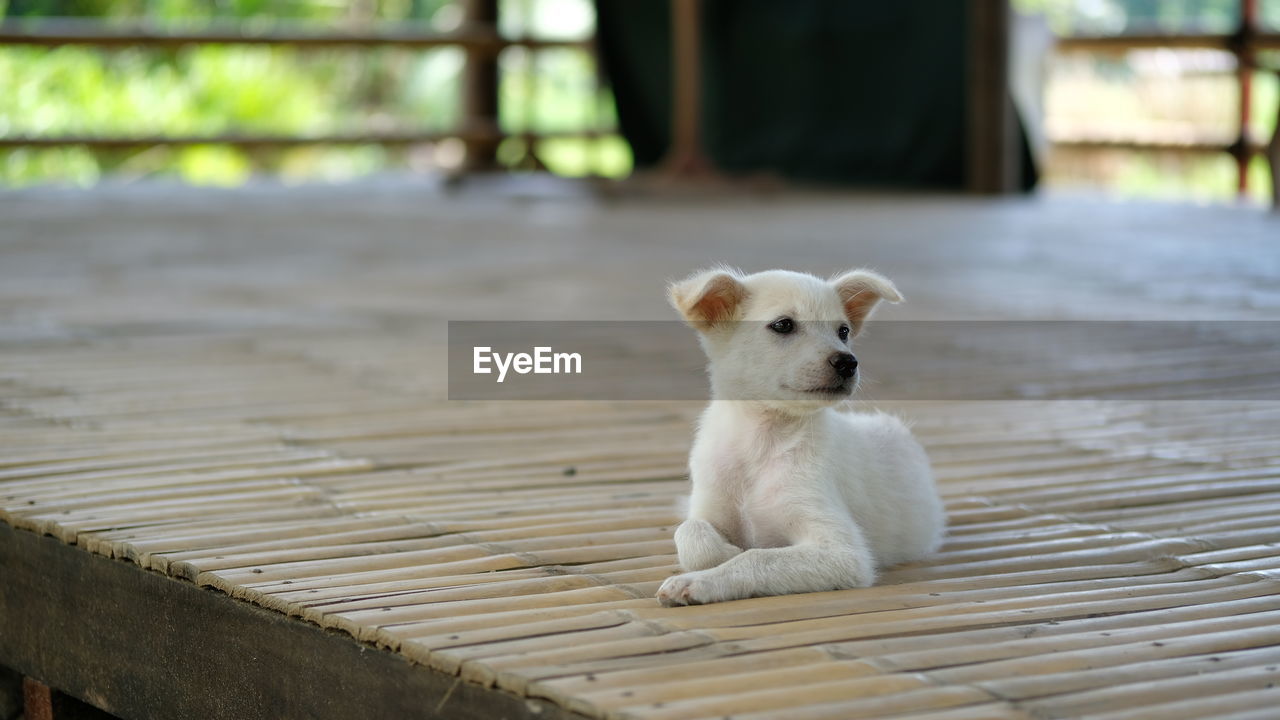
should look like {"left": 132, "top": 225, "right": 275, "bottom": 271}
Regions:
{"left": 0, "top": 522, "right": 586, "bottom": 720}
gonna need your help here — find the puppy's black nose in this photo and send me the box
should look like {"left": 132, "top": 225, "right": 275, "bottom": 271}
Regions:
{"left": 829, "top": 353, "right": 858, "bottom": 379}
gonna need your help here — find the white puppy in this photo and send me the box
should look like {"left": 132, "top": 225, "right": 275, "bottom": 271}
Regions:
{"left": 657, "top": 267, "right": 945, "bottom": 606}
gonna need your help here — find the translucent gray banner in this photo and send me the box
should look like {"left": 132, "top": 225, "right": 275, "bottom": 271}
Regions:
{"left": 447, "top": 321, "right": 1280, "bottom": 401}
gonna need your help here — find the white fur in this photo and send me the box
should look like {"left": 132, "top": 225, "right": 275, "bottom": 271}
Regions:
{"left": 657, "top": 267, "right": 945, "bottom": 606}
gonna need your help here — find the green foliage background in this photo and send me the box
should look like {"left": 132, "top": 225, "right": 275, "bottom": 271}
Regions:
{"left": 0, "top": 0, "right": 630, "bottom": 186}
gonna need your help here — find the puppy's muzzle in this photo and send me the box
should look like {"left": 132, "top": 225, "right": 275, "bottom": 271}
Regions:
{"left": 829, "top": 353, "right": 858, "bottom": 379}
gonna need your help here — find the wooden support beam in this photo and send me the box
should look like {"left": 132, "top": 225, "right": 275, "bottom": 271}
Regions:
{"left": 22, "top": 678, "right": 53, "bottom": 720}
{"left": 1270, "top": 77, "right": 1280, "bottom": 210}
{"left": 0, "top": 523, "right": 586, "bottom": 720}
{"left": 461, "top": 0, "right": 502, "bottom": 172}
{"left": 655, "top": 0, "right": 719, "bottom": 180}
{"left": 1235, "top": 0, "right": 1258, "bottom": 195}
{"left": 966, "top": 0, "right": 1019, "bottom": 194}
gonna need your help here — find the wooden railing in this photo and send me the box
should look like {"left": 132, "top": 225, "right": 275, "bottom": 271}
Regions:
{"left": 0, "top": 0, "right": 606, "bottom": 172}
{"left": 1052, "top": 0, "right": 1280, "bottom": 205}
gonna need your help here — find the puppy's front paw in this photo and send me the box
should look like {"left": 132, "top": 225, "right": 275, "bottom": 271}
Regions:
{"left": 656, "top": 573, "right": 701, "bottom": 607}
{"left": 657, "top": 572, "right": 724, "bottom": 607}
{"left": 675, "top": 519, "right": 742, "bottom": 571}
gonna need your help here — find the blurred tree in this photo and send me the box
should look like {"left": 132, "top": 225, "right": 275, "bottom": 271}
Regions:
{"left": 0, "top": 0, "right": 626, "bottom": 186}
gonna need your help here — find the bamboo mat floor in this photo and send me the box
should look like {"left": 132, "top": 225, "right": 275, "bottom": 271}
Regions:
{"left": 2, "top": 185, "right": 1280, "bottom": 719}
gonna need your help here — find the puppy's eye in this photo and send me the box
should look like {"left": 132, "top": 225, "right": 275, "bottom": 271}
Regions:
{"left": 838, "top": 325, "right": 850, "bottom": 342}
{"left": 769, "top": 318, "right": 795, "bottom": 334}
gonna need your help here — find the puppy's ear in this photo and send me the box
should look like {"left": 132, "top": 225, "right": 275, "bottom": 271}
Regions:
{"left": 668, "top": 268, "right": 748, "bottom": 330}
{"left": 832, "top": 269, "right": 902, "bottom": 335}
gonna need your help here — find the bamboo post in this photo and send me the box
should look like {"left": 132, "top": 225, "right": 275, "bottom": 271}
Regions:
{"left": 656, "top": 0, "right": 719, "bottom": 180}
{"left": 1235, "top": 0, "right": 1257, "bottom": 196}
{"left": 966, "top": 0, "right": 1019, "bottom": 193}
{"left": 461, "top": 0, "right": 501, "bottom": 172}
{"left": 1269, "top": 81, "right": 1279, "bottom": 210}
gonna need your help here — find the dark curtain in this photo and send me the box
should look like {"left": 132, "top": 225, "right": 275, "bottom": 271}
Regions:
{"left": 596, "top": 0, "right": 1033, "bottom": 189}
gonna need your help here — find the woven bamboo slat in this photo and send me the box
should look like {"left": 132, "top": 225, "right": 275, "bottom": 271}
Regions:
{"left": 3, "top": 191, "right": 1280, "bottom": 718}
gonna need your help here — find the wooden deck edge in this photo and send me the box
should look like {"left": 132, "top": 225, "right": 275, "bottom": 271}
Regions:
{"left": 0, "top": 521, "right": 591, "bottom": 720}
